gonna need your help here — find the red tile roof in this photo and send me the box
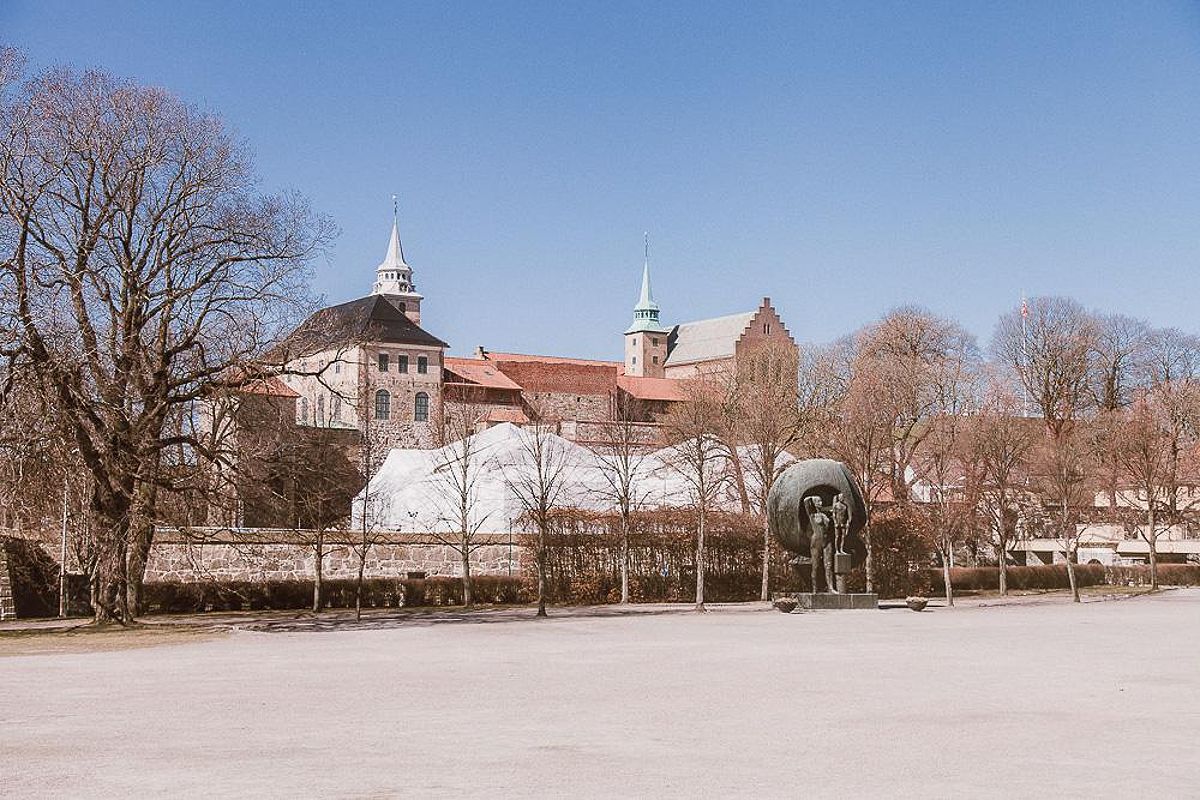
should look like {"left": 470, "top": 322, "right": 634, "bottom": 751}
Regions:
{"left": 444, "top": 357, "right": 523, "bottom": 390}
{"left": 617, "top": 375, "right": 689, "bottom": 402}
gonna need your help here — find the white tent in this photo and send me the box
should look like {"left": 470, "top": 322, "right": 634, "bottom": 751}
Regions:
{"left": 352, "top": 422, "right": 794, "bottom": 533}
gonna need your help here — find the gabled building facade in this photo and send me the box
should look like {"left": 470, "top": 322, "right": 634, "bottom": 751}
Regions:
{"left": 273, "top": 218, "right": 447, "bottom": 449}
{"left": 270, "top": 214, "right": 797, "bottom": 449}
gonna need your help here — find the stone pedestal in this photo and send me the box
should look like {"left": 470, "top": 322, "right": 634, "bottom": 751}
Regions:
{"left": 774, "top": 591, "right": 878, "bottom": 610}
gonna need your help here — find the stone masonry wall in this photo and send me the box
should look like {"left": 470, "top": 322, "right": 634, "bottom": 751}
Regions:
{"left": 144, "top": 534, "right": 525, "bottom": 583}
{"left": 0, "top": 544, "right": 16, "bottom": 620}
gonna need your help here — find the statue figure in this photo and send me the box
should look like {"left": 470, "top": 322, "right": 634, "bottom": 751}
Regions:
{"left": 803, "top": 496, "right": 836, "bottom": 594}
{"left": 831, "top": 493, "right": 851, "bottom": 554}
{"left": 767, "top": 458, "right": 869, "bottom": 596}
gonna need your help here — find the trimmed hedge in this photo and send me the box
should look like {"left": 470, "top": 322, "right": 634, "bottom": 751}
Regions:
{"left": 2, "top": 537, "right": 60, "bottom": 617}
{"left": 1105, "top": 564, "right": 1200, "bottom": 587}
{"left": 928, "top": 564, "right": 1106, "bottom": 593}
{"left": 139, "top": 575, "right": 530, "bottom": 615}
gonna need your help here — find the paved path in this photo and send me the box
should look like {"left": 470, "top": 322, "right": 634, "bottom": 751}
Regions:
{"left": 1, "top": 590, "right": 1197, "bottom": 797}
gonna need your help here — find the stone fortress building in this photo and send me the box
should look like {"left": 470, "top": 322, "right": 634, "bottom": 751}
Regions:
{"left": 274, "top": 214, "right": 797, "bottom": 448}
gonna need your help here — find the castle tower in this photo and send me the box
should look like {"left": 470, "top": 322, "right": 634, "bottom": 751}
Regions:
{"left": 623, "top": 236, "right": 669, "bottom": 378}
{"left": 371, "top": 202, "right": 424, "bottom": 324}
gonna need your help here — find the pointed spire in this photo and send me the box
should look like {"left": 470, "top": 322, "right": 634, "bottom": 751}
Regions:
{"left": 625, "top": 231, "right": 667, "bottom": 334}
{"left": 381, "top": 194, "right": 408, "bottom": 268}
{"left": 636, "top": 233, "right": 657, "bottom": 312}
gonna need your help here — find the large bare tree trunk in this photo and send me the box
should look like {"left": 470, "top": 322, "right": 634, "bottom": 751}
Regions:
{"left": 91, "top": 487, "right": 134, "bottom": 624}
{"left": 125, "top": 477, "right": 160, "bottom": 618}
{"left": 695, "top": 506, "right": 706, "bottom": 612}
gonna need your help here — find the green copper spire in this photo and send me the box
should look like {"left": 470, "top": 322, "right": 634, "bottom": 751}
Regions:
{"left": 625, "top": 232, "right": 668, "bottom": 334}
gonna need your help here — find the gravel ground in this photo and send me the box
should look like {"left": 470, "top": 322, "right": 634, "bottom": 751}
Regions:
{"left": 1, "top": 590, "right": 1197, "bottom": 798}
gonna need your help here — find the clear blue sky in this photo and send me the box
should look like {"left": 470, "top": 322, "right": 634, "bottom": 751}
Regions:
{"left": 5, "top": 1, "right": 1200, "bottom": 357}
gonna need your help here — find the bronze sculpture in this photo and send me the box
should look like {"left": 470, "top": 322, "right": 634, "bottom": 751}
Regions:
{"left": 767, "top": 458, "right": 868, "bottom": 595}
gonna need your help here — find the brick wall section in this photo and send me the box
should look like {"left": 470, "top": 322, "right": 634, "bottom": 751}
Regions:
{"left": 487, "top": 360, "right": 619, "bottom": 423}
{"left": 491, "top": 360, "right": 617, "bottom": 394}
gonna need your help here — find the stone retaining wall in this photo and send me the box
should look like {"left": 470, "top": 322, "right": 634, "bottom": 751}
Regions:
{"left": 0, "top": 544, "right": 16, "bottom": 620}
{"left": 144, "top": 534, "right": 525, "bottom": 583}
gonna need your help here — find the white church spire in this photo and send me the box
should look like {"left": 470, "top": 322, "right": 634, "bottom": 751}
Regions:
{"left": 381, "top": 194, "right": 408, "bottom": 269}
{"left": 372, "top": 196, "right": 424, "bottom": 323}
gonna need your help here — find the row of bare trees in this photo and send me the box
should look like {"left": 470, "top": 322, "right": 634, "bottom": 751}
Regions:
{"left": 635, "top": 300, "right": 1200, "bottom": 609}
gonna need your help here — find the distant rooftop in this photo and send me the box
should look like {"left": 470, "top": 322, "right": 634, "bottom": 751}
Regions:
{"left": 664, "top": 311, "right": 756, "bottom": 366}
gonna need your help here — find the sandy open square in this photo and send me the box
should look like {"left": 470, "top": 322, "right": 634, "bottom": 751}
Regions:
{"left": 2, "top": 591, "right": 1198, "bottom": 798}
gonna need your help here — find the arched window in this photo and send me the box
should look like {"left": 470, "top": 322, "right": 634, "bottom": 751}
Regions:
{"left": 316, "top": 395, "right": 325, "bottom": 426}
{"left": 375, "top": 389, "right": 391, "bottom": 421}
{"left": 414, "top": 392, "right": 429, "bottom": 422}
{"left": 300, "top": 397, "right": 309, "bottom": 424}
{"left": 331, "top": 395, "right": 341, "bottom": 423}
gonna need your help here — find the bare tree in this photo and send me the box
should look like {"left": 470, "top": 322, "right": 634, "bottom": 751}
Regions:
{"left": 830, "top": 308, "right": 975, "bottom": 592}
{"left": 1107, "top": 344, "right": 1200, "bottom": 590}
{"left": 256, "top": 426, "right": 357, "bottom": 613}
{"left": 661, "top": 376, "right": 728, "bottom": 612}
{"left": 1088, "top": 313, "right": 1152, "bottom": 506}
{"left": 729, "top": 342, "right": 802, "bottom": 601}
{"left": 427, "top": 397, "right": 492, "bottom": 608}
{"left": 967, "top": 381, "right": 1035, "bottom": 596}
{"left": 503, "top": 405, "right": 578, "bottom": 617}
{"left": 0, "top": 59, "right": 329, "bottom": 622}
{"left": 916, "top": 371, "right": 984, "bottom": 606}
{"left": 1109, "top": 395, "right": 1173, "bottom": 589}
{"left": 348, "top": 378, "right": 393, "bottom": 622}
{"left": 993, "top": 296, "right": 1097, "bottom": 601}
{"left": 586, "top": 393, "right": 656, "bottom": 604}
